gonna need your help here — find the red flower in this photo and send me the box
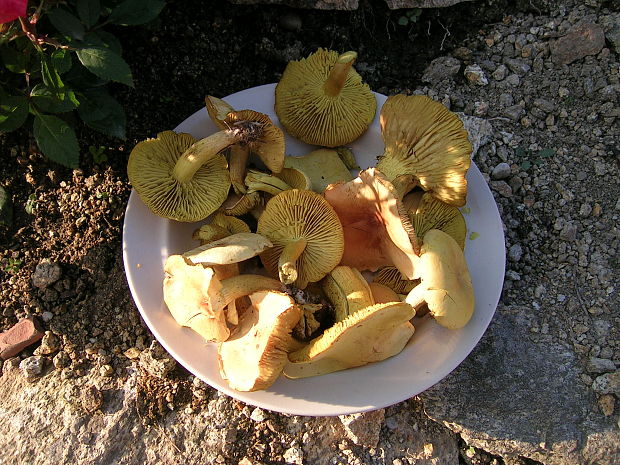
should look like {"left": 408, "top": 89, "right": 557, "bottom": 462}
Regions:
{"left": 0, "top": 0, "right": 27, "bottom": 24}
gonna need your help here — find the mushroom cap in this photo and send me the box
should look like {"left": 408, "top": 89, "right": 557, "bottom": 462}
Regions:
{"left": 217, "top": 290, "right": 302, "bottom": 391}
{"left": 127, "top": 131, "right": 231, "bottom": 222}
{"left": 323, "top": 168, "right": 419, "bottom": 279}
{"left": 224, "top": 110, "right": 285, "bottom": 173}
{"left": 275, "top": 167, "right": 312, "bottom": 191}
{"left": 163, "top": 255, "right": 230, "bottom": 342}
{"left": 205, "top": 95, "right": 235, "bottom": 130}
{"left": 283, "top": 149, "right": 354, "bottom": 193}
{"left": 283, "top": 300, "right": 416, "bottom": 379}
{"left": 257, "top": 189, "right": 344, "bottom": 289}
{"left": 403, "top": 191, "right": 467, "bottom": 252}
{"left": 275, "top": 48, "right": 376, "bottom": 147}
{"left": 368, "top": 282, "right": 401, "bottom": 304}
{"left": 406, "top": 229, "right": 474, "bottom": 329}
{"left": 183, "top": 232, "right": 273, "bottom": 266}
{"left": 219, "top": 191, "right": 263, "bottom": 217}
{"left": 375, "top": 94, "right": 472, "bottom": 206}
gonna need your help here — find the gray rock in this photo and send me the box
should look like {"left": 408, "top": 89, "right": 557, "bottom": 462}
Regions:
{"left": 559, "top": 222, "right": 578, "bottom": 242}
{"left": 490, "top": 180, "right": 513, "bottom": 197}
{"left": 508, "top": 244, "right": 523, "bottom": 262}
{"left": 421, "top": 56, "right": 461, "bottom": 83}
{"left": 504, "top": 73, "right": 521, "bottom": 86}
{"left": 491, "top": 162, "right": 512, "bottom": 180}
{"left": 551, "top": 23, "right": 606, "bottom": 66}
{"left": 464, "top": 64, "right": 489, "bottom": 86}
{"left": 592, "top": 372, "right": 620, "bottom": 395}
{"left": 586, "top": 357, "right": 617, "bottom": 374}
{"left": 32, "top": 260, "right": 62, "bottom": 289}
{"left": 533, "top": 98, "right": 556, "bottom": 113}
{"left": 458, "top": 114, "right": 493, "bottom": 158}
{"left": 138, "top": 341, "right": 176, "bottom": 378}
{"left": 503, "top": 105, "right": 525, "bottom": 121}
{"left": 492, "top": 64, "right": 508, "bottom": 81}
{"left": 421, "top": 306, "right": 620, "bottom": 465}
{"left": 606, "top": 24, "right": 620, "bottom": 54}
{"left": 19, "top": 356, "right": 45, "bottom": 379}
{"left": 503, "top": 57, "right": 531, "bottom": 76}
{"left": 339, "top": 409, "right": 385, "bottom": 447}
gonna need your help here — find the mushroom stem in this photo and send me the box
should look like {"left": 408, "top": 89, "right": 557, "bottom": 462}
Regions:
{"left": 173, "top": 130, "right": 238, "bottom": 184}
{"left": 246, "top": 170, "right": 293, "bottom": 196}
{"left": 278, "top": 238, "right": 308, "bottom": 284}
{"left": 323, "top": 51, "right": 358, "bottom": 98}
{"left": 376, "top": 156, "right": 419, "bottom": 199}
{"left": 219, "top": 274, "right": 283, "bottom": 310}
{"left": 230, "top": 145, "right": 250, "bottom": 194}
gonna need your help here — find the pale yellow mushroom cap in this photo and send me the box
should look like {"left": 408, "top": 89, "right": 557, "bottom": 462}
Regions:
{"left": 127, "top": 131, "right": 230, "bottom": 222}
{"left": 275, "top": 48, "right": 376, "bottom": 147}
{"left": 376, "top": 94, "right": 472, "bottom": 206}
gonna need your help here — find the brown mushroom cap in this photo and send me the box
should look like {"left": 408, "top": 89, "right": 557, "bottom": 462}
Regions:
{"left": 275, "top": 48, "right": 376, "bottom": 147}
{"left": 257, "top": 189, "right": 344, "bottom": 289}
{"left": 127, "top": 131, "right": 230, "bottom": 222}
{"left": 375, "top": 94, "right": 472, "bottom": 206}
{"left": 323, "top": 168, "right": 419, "bottom": 279}
{"left": 218, "top": 290, "right": 302, "bottom": 391}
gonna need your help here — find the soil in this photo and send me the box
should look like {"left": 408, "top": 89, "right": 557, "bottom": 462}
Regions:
{"left": 1, "top": 1, "right": 618, "bottom": 464}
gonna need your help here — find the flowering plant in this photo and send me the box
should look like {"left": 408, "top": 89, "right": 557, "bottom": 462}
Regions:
{"left": 0, "top": 0, "right": 165, "bottom": 167}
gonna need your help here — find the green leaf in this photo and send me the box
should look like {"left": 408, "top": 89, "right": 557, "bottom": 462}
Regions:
{"left": 520, "top": 160, "right": 532, "bottom": 171}
{"left": 48, "top": 8, "right": 85, "bottom": 40}
{"left": 537, "top": 148, "right": 555, "bottom": 158}
{"left": 0, "top": 96, "right": 29, "bottom": 132}
{"left": 77, "top": 0, "right": 101, "bottom": 28}
{"left": 398, "top": 16, "right": 409, "bottom": 26}
{"left": 109, "top": 0, "right": 166, "bottom": 26}
{"left": 515, "top": 146, "right": 526, "bottom": 158}
{"left": 78, "top": 88, "right": 126, "bottom": 138}
{"left": 1, "top": 45, "right": 28, "bottom": 73}
{"left": 76, "top": 47, "right": 133, "bottom": 86}
{"left": 40, "top": 54, "right": 65, "bottom": 96}
{"left": 33, "top": 114, "right": 80, "bottom": 168}
{"left": 30, "top": 84, "right": 79, "bottom": 114}
{"left": 51, "top": 49, "right": 73, "bottom": 74}
{"left": 64, "top": 63, "right": 109, "bottom": 88}
{"left": 83, "top": 31, "right": 122, "bottom": 55}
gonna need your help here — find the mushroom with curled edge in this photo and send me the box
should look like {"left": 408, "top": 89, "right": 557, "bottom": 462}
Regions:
{"left": 257, "top": 189, "right": 344, "bottom": 289}
{"left": 218, "top": 290, "right": 302, "bottom": 392}
{"left": 375, "top": 94, "right": 472, "bottom": 206}
{"left": 163, "top": 241, "right": 283, "bottom": 343}
{"left": 192, "top": 213, "right": 251, "bottom": 245}
{"left": 206, "top": 96, "right": 285, "bottom": 194}
{"left": 275, "top": 48, "right": 376, "bottom": 148}
{"left": 323, "top": 168, "right": 420, "bottom": 279}
{"left": 283, "top": 301, "right": 416, "bottom": 379}
{"left": 283, "top": 149, "right": 354, "bottom": 193}
{"left": 405, "top": 229, "right": 474, "bottom": 330}
{"left": 127, "top": 131, "right": 230, "bottom": 222}
{"left": 403, "top": 191, "right": 467, "bottom": 253}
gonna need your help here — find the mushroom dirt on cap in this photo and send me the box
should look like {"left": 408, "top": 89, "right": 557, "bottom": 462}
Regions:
{"left": 257, "top": 189, "right": 344, "bottom": 289}
{"left": 275, "top": 48, "right": 376, "bottom": 148}
{"left": 375, "top": 94, "right": 472, "bottom": 206}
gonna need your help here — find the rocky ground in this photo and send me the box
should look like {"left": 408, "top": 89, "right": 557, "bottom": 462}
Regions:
{"left": 1, "top": 0, "right": 619, "bottom": 464}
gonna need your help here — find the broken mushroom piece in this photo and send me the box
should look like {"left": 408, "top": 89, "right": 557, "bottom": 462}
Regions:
{"left": 375, "top": 94, "right": 472, "bottom": 206}
{"left": 275, "top": 48, "right": 376, "bottom": 147}
{"left": 127, "top": 131, "right": 230, "bottom": 222}
{"left": 183, "top": 232, "right": 273, "bottom": 266}
{"left": 257, "top": 189, "right": 344, "bottom": 289}
{"left": 324, "top": 168, "right": 419, "bottom": 279}
{"left": 283, "top": 301, "right": 416, "bottom": 379}
{"left": 405, "top": 229, "right": 474, "bottom": 330}
{"left": 163, "top": 255, "right": 283, "bottom": 342}
{"left": 283, "top": 149, "right": 354, "bottom": 193}
{"left": 218, "top": 290, "right": 302, "bottom": 391}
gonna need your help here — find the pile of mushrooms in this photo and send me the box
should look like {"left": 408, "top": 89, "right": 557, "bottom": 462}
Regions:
{"left": 127, "top": 48, "right": 476, "bottom": 392}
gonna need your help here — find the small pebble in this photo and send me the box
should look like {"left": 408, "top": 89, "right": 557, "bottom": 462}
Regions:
{"left": 19, "top": 355, "right": 45, "bottom": 379}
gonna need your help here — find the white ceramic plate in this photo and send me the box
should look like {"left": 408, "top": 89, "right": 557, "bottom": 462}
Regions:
{"left": 122, "top": 83, "right": 505, "bottom": 417}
